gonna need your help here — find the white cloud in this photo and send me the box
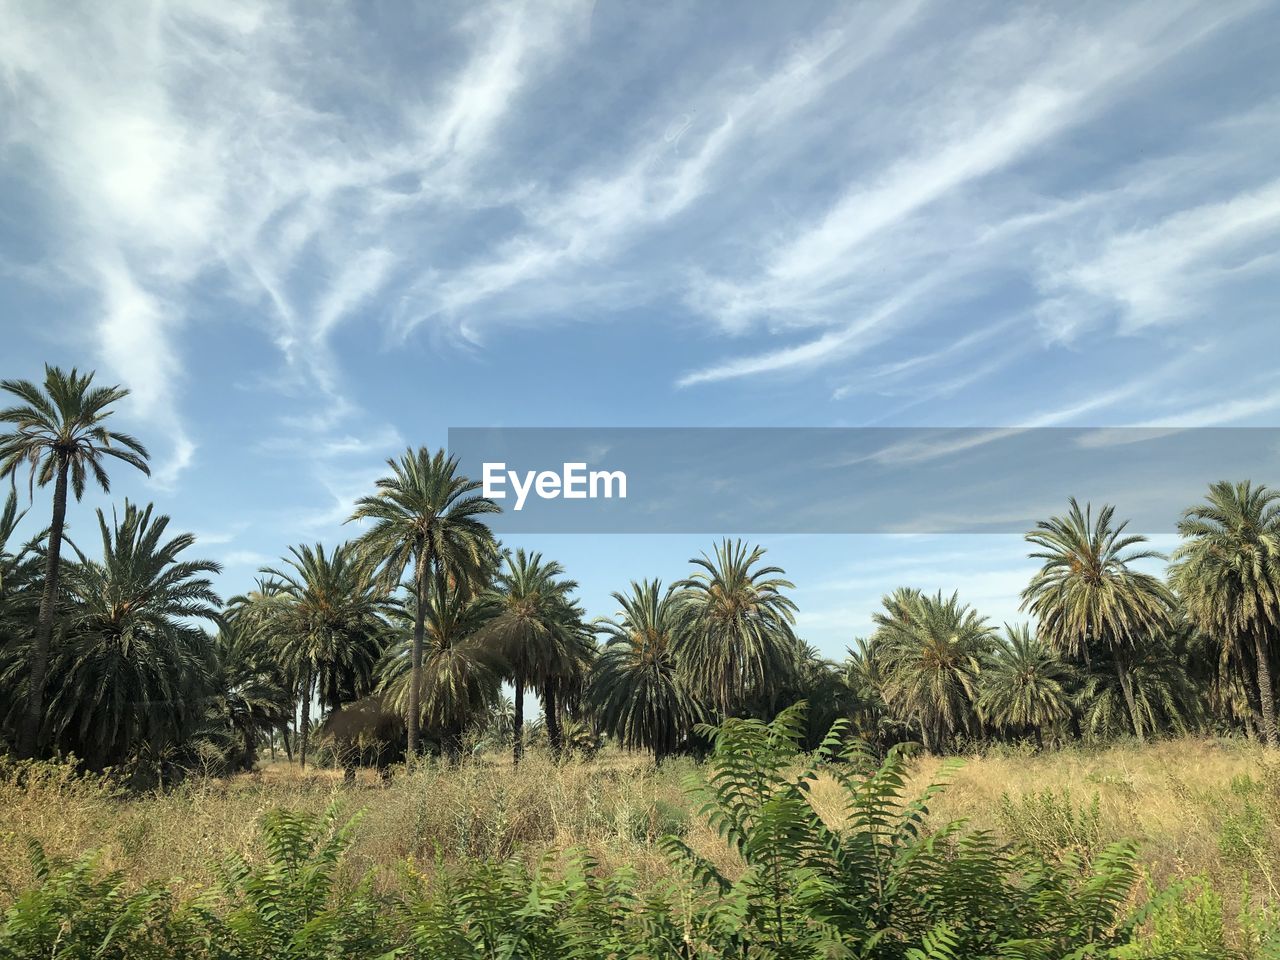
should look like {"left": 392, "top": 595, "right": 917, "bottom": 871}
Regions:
{"left": 677, "top": 0, "right": 1258, "bottom": 386}
{"left": 1038, "top": 177, "right": 1280, "bottom": 335}
{"left": 0, "top": 0, "right": 591, "bottom": 483}
{"left": 396, "top": 2, "right": 927, "bottom": 335}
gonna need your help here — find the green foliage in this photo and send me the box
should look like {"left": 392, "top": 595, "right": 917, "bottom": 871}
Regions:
{"left": 347, "top": 446, "right": 501, "bottom": 758}
{"left": 0, "top": 842, "right": 187, "bottom": 959}
{"left": 1172, "top": 480, "right": 1280, "bottom": 748}
{"left": 589, "top": 578, "right": 704, "bottom": 761}
{"left": 998, "top": 787, "right": 1103, "bottom": 869}
{"left": 979, "top": 624, "right": 1075, "bottom": 743}
{"left": 873, "top": 588, "right": 996, "bottom": 751}
{"left": 25, "top": 501, "right": 222, "bottom": 771}
{"left": 675, "top": 538, "right": 799, "bottom": 717}
{"left": 481, "top": 548, "right": 590, "bottom": 761}
{"left": 1022, "top": 498, "right": 1176, "bottom": 742}
{"left": 8, "top": 707, "right": 1258, "bottom": 958}
{"left": 195, "top": 804, "right": 391, "bottom": 960}
{"left": 377, "top": 580, "right": 501, "bottom": 757}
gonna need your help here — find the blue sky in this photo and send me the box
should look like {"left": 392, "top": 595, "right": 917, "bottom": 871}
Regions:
{"left": 2, "top": 0, "right": 1279, "bottom": 657}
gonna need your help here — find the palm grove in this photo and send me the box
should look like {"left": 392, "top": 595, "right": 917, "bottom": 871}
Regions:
{"left": 2, "top": 366, "right": 1279, "bottom": 777}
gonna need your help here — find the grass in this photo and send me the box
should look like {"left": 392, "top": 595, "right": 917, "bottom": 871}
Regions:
{"left": 3, "top": 737, "right": 1277, "bottom": 932}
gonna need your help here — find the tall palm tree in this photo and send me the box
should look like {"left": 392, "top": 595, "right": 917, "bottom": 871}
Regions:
{"left": 377, "top": 581, "right": 503, "bottom": 759}
{"left": 480, "top": 549, "right": 580, "bottom": 764}
{"left": 1022, "top": 499, "right": 1174, "bottom": 743}
{"left": 873, "top": 588, "right": 995, "bottom": 752}
{"left": 1171, "top": 480, "right": 1280, "bottom": 748}
{"left": 0, "top": 365, "right": 150, "bottom": 758}
{"left": 258, "top": 543, "right": 396, "bottom": 768}
{"left": 348, "top": 448, "right": 499, "bottom": 757}
{"left": 589, "top": 579, "right": 703, "bottom": 762}
{"left": 675, "top": 538, "right": 799, "bottom": 717}
{"left": 32, "top": 502, "right": 219, "bottom": 769}
{"left": 978, "top": 624, "right": 1075, "bottom": 748}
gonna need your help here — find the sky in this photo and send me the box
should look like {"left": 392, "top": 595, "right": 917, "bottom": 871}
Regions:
{"left": 1, "top": 0, "right": 1279, "bottom": 657}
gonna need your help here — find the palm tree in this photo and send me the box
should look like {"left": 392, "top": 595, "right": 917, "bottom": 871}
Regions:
{"left": 256, "top": 543, "right": 396, "bottom": 769}
{"left": 0, "top": 489, "right": 42, "bottom": 629}
{"left": 541, "top": 610, "right": 596, "bottom": 758}
{"left": 377, "top": 581, "right": 502, "bottom": 759}
{"left": 1022, "top": 499, "right": 1175, "bottom": 743}
{"left": 475, "top": 694, "right": 516, "bottom": 752}
{"left": 32, "top": 502, "right": 219, "bottom": 769}
{"left": 480, "top": 549, "right": 580, "bottom": 764}
{"left": 844, "top": 636, "right": 901, "bottom": 752}
{"left": 675, "top": 539, "right": 799, "bottom": 717}
{"left": 978, "top": 624, "right": 1075, "bottom": 748}
{"left": 210, "top": 626, "right": 294, "bottom": 771}
{"left": 775, "top": 642, "right": 859, "bottom": 750}
{"left": 1073, "top": 631, "right": 1201, "bottom": 742}
{"left": 348, "top": 448, "right": 499, "bottom": 757}
{"left": 225, "top": 577, "right": 296, "bottom": 758}
{"left": 0, "top": 365, "right": 150, "bottom": 758}
{"left": 589, "top": 579, "right": 703, "bottom": 762}
{"left": 873, "top": 588, "right": 995, "bottom": 752}
{"left": 1171, "top": 480, "right": 1280, "bottom": 748}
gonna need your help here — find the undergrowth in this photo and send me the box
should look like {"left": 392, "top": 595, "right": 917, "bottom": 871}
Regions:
{"left": 2, "top": 707, "right": 1279, "bottom": 959}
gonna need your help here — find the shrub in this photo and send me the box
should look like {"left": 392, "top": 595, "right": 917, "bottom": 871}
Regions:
{"left": 2, "top": 706, "right": 1275, "bottom": 958}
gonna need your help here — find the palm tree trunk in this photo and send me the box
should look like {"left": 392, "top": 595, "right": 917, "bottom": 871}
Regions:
{"left": 1114, "top": 658, "right": 1144, "bottom": 743}
{"left": 1253, "top": 631, "right": 1279, "bottom": 749}
{"left": 282, "top": 723, "right": 293, "bottom": 762}
{"left": 408, "top": 549, "right": 431, "bottom": 758}
{"left": 299, "top": 668, "right": 313, "bottom": 769}
{"left": 545, "top": 684, "right": 562, "bottom": 761}
{"left": 513, "top": 676, "right": 524, "bottom": 766}
{"left": 18, "top": 457, "right": 68, "bottom": 759}
{"left": 243, "top": 728, "right": 257, "bottom": 771}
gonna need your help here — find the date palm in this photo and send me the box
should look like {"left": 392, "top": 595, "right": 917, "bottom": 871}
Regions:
{"left": 542, "top": 611, "right": 596, "bottom": 758}
{"left": 377, "top": 582, "right": 502, "bottom": 759}
{"left": 259, "top": 543, "right": 396, "bottom": 768}
{"left": 1073, "top": 630, "right": 1200, "bottom": 741}
{"left": 0, "top": 489, "right": 42, "bottom": 633}
{"left": 844, "top": 636, "right": 905, "bottom": 751}
{"left": 873, "top": 588, "right": 995, "bottom": 752}
{"left": 36, "top": 502, "right": 219, "bottom": 769}
{"left": 1022, "top": 499, "right": 1174, "bottom": 743}
{"left": 675, "top": 538, "right": 799, "bottom": 717}
{"left": 348, "top": 448, "right": 499, "bottom": 757}
{"left": 589, "top": 579, "right": 703, "bottom": 762}
{"left": 0, "top": 365, "right": 150, "bottom": 758}
{"left": 978, "top": 624, "right": 1075, "bottom": 748}
{"left": 210, "top": 626, "right": 293, "bottom": 771}
{"left": 1171, "top": 480, "right": 1280, "bottom": 748}
{"left": 480, "top": 549, "right": 580, "bottom": 764}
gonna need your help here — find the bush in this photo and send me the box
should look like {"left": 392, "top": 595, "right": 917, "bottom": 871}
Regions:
{"left": 2, "top": 707, "right": 1274, "bottom": 959}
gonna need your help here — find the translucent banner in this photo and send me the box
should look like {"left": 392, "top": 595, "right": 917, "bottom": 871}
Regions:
{"left": 447, "top": 427, "right": 1280, "bottom": 534}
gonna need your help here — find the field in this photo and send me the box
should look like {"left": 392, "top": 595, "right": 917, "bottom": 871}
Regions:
{"left": 4, "top": 736, "right": 1278, "bottom": 945}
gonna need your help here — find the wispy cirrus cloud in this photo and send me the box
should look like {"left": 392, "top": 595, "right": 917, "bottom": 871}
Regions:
{"left": 676, "top": 0, "right": 1261, "bottom": 388}
{"left": 0, "top": 0, "right": 591, "bottom": 483}
{"left": 393, "top": 2, "right": 927, "bottom": 338}
{"left": 3, "top": 0, "right": 1279, "bottom": 572}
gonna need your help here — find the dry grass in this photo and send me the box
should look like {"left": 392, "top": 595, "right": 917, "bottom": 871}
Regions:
{"left": 3, "top": 736, "right": 1277, "bottom": 922}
